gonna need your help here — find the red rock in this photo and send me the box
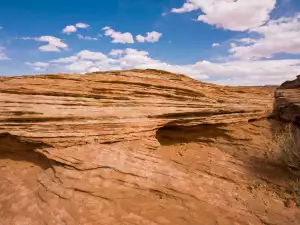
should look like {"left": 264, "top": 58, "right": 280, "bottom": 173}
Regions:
{"left": 286, "top": 199, "right": 297, "bottom": 208}
{"left": 0, "top": 69, "right": 299, "bottom": 225}
{"left": 275, "top": 75, "right": 300, "bottom": 123}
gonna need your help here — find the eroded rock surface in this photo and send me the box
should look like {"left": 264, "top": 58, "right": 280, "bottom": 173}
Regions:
{"left": 0, "top": 69, "right": 299, "bottom": 225}
{"left": 275, "top": 75, "right": 300, "bottom": 123}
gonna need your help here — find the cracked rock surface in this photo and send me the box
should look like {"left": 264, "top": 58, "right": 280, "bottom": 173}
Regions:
{"left": 0, "top": 69, "right": 299, "bottom": 225}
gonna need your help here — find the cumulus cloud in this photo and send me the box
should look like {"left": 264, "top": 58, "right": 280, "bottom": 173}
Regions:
{"left": 192, "top": 59, "right": 300, "bottom": 85}
{"left": 21, "top": 36, "right": 68, "bottom": 52}
{"left": 172, "top": 0, "right": 276, "bottom": 31}
{"left": 230, "top": 14, "right": 300, "bottom": 59}
{"left": 109, "top": 49, "right": 124, "bottom": 57}
{"left": 136, "top": 31, "right": 162, "bottom": 43}
{"left": 212, "top": 43, "right": 220, "bottom": 47}
{"left": 102, "top": 26, "right": 134, "bottom": 44}
{"left": 25, "top": 62, "right": 49, "bottom": 71}
{"left": 62, "top": 25, "right": 77, "bottom": 34}
{"left": 0, "top": 47, "right": 9, "bottom": 60}
{"left": 75, "top": 23, "right": 89, "bottom": 29}
{"left": 50, "top": 56, "right": 78, "bottom": 63}
{"left": 26, "top": 47, "right": 300, "bottom": 85}
{"left": 65, "top": 60, "right": 95, "bottom": 73}
{"left": 171, "top": 2, "right": 198, "bottom": 13}
{"left": 77, "top": 34, "right": 99, "bottom": 41}
{"left": 62, "top": 22, "right": 90, "bottom": 34}
{"left": 77, "top": 50, "right": 107, "bottom": 61}
{"left": 35, "top": 36, "right": 68, "bottom": 52}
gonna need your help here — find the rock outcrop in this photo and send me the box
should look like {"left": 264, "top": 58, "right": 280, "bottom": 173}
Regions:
{"left": 279, "top": 75, "right": 300, "bottom": 89}
{"left": 0, "top": 69, "right": 299, "bottom": 225}
{"left": 275, "top": 75, "right": 300, "bottom": 123}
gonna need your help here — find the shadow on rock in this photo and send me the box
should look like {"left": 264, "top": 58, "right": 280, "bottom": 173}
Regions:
{"left": 156, "top": 123, "right": 233, "bottom": 146}
{"left": 0, "top": 132, "right": 53, "bottom": 170}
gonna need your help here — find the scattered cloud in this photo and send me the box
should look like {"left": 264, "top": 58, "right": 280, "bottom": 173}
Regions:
{"left": 192, "top": 59, "right": 300, "bottom": 85}
{"left": 62, "top": 22, "right": 90, "bottom": 34}
{"left": 136, "top": 31, "right": 162, "bottom": 43}
{"left": 26, "top": 47, "right": 300, "bottom": 85}
{"left": 171, "top": 2, "right": 198, "bottom": 13}
{"left": 62, "top": 25, "right": 77, "bottom": 34}
{"left": 50, "top": 56, "right": 78, "bottom": 64}
{"left": 212, "top": 43, "right": 220, "bottom": 47}
{"left": 235, "top": 38, "right": 258, "bottom": 44}
{"left": 25, "top": 62, "right": 49, "bottom": 71}
{"left": 0, "top": 47, "right": 9, "bottom": 60}
{"left": 102, "top": 26, "right": 135, "bottom": 44}
{"left": 230, "top": 14, "right": 300, "bottom": 59}
{"left": 0, "top": 26, "right": 2, "bottom": 30}
{"left": 77, "top": 50, "right": 107, "bottom": 61}
{"left": 77, "top": 34, "right": 99, "bottom": 41}
{"left": 50, "top": 50, "right": 107, "bottom": 64}
{"left": 21, "top": 36, "right": 68, "bottom": 52}
{"left": 109, "top": 49, "right": 124, "bottom": 57}
{"left": 75, "top": 23, "right": 89, "bottom": 29}
{"left": 36, "top": 36, "right": 68, "bottom": 52}
{"left": 172, "top": 0, "right": 276, "bottom": 31}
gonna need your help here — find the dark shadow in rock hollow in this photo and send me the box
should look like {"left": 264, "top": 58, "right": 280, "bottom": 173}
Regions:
{"left": 0, "top": 132, "right": 53, "bottom": 170}
{"left": 155, "top": 123, "right": 233, "bottom": 146}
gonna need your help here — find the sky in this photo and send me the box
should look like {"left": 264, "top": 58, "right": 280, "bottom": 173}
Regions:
{"left": 0, "top": 0, "right": 300, "bottom": 85}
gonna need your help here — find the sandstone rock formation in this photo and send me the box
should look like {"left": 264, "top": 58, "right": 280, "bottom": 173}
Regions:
{"left": 279, "top": 75, "right": 300, "bottom": 89}
{"left": 0, "top": 69, "right": 299, "bottom": 225}
{"left": 275, "top": 75, "right": 300, "bottom": 123}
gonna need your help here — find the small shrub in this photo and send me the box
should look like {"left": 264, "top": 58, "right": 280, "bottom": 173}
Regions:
{"left": 275, "top": 124, "right": 300, "bottom": 175}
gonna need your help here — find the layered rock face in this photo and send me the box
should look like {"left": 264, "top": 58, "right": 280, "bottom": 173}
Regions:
{"left": 275, "top": 75, "right": 300, "bottom": 123}
{"left": 0, "top": 70, "right": 299, "bottom": 225}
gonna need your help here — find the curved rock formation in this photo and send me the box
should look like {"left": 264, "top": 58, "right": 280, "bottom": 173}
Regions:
{"left": 0, "top": 69, "right": 299, "bottom": 225}
{"left": 275, "top": 75, "right": 300, "bottom": 123}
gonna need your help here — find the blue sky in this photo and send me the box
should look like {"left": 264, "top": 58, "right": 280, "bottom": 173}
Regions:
{"left": 0, "top": 0, "right": 300, "bottom": 85}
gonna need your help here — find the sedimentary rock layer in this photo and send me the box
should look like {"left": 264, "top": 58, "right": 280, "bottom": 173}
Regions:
{"left": 0, "top": 70, "right": 298, "bottom": 225}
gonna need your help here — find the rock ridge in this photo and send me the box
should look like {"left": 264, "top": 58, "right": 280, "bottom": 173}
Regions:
{"left": 0, "top": 69, "right": 299, "bottom": 225}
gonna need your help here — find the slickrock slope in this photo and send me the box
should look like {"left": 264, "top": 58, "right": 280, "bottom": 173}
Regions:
{"left": 275, "top": 75, "right": 300, "bottom": 123}
{"left": 0, "top": 69, "right": 299, "bottom": 225}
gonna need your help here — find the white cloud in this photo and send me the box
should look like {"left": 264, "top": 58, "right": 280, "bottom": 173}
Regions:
{"left": 102, "top": 26, "right": 134, "bottom": 44}
{"left": 22, "top": 36, "right": 68, "bottom": 52}
{"left": 0, "top": 47, "right": 9, "bottom": 60}
{"left": 0, "top": 26, "right": 2, "bottom": 30}
{"left": 26, "top": 47, "right": 300, "bottom": 85}
{"left": 65, "top": 60, "right": 95, "bottom": 73}
{"left": 25, "top": 62, "right": 49, "bottom": 71}
{"left": 230, "top": 14, "right": 300, "bottom": 59}
{"left": 171, "top": 2, "right": 198, "bottom": 13}
{"left": 191, "top": 59, "right": 300, "bottom": 85}
{"left": 38, "top": 45, "right": 61, "bottom": 52}
{"left": 136, "top": 31, "right": 162, "bottom": 43}
{"left": 35, "top": 36, "right": 68, "bottom": 52}
{"left": 50, "top": 56, "right": 78, "bottom": 63}
{"left": 77, "top": 50, "right": 107, "bottom": 61}
{"left": 172, "top": 0, "right": 276, "bottom": 31}
{"left": 109, "top": 49, "right": 124, "bottom": 57}
{"left": 20, "top": 37, "right": 33, "bottom": 40}
{"left": 49, "top": 50, "right": 107, "bottom": 65}
{"left": 62, "top": 23, "right": 89, "bottom": 34}
{"left": 235, "top": 38, "right": 258, "bottom": 44}
{"left": 77, "top": 34, "right": 99, "bottom": 41}
{"left": 212, "top": 43, "right": 220, "bottom": 47}
{"left": 62, "top": 25, "right": 77, "bottom": 34}
{"left": 75, "top": 23, "right": 89, "bottom": 29}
